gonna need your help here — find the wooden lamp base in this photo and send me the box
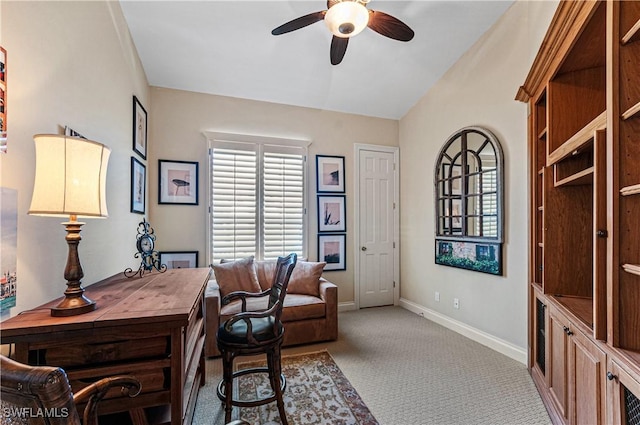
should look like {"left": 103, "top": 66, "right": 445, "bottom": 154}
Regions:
{"left": 51, "top": 218, "right": 96, "bottom": 317}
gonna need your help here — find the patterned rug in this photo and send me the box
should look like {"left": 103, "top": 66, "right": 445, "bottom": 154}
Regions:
{"left": 232, "top": 350, "right": 378, "bottom": 425}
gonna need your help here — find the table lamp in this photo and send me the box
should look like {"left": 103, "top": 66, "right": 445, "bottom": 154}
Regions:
{"left": 28, "top": 134, "right": 110, "bottom": 317}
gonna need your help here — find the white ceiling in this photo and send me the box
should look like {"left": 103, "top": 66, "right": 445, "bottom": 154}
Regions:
{"left": 119, "top": 1, "right": 514, "bottom": 120}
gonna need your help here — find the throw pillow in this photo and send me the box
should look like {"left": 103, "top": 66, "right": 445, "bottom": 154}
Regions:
{"left": 255, "top": 260, "right": 278, "bottom": 291}
{"left": 287, "top": 261, "right": 326, "bottom": 297}
{"left": 212, "top": 256, "right": 261, "bottom": 298}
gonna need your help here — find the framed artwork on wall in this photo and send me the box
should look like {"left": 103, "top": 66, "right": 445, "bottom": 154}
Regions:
{"left": 317, "top": 195, "right": 346, "bottom": 232}
{"left": 318, "top": 233, "right": 346, "bottom": 271}
{"left": 132, "top": 95, "right": 147, "bottom": 159}
{"left": 316, "top": 155, "right": 345, "bottom": 193}
{"left": 1, "top": 46, "right": 7, "bottom": 153}
{"left": 159, "top": 251, "right": 198, "bottom": 269}
{"left": 435, "top": 239, "right": 502, "bottom": 275}
{"left": 130, "top": 157, "right": 146, "bottom": 214}
{"left": 158, "top": 159, "right": 199, "bottom": 205}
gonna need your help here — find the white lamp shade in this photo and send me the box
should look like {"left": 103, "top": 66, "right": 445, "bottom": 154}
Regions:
{"left": 29, "top": 134, "right": 110, "bottom": 218}
{"left": 325, "top": 1, "right": 369, "bottom": 38}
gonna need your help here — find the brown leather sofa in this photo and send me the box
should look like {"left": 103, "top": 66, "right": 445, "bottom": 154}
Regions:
{"left": 204, "top": 259, "right": 338, "bottom": 358}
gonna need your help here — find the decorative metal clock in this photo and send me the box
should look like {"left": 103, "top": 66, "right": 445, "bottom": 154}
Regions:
{"left": 124, "top": 219, "right": 167, "bottom": 278}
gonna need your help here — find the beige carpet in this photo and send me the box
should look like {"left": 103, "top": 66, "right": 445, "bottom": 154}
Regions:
{"left": 193, "top": 306, "right": 551, "bottom": 425}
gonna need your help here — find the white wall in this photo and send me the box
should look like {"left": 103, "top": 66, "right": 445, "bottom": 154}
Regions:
{"left": 148, "top": 87, "right": 398, "bottom": 303}
{"left": 0, "top": 1, "right": 149, "bottom": 318}
{"left": 399, "top": 0, "right": 558, "bottom": 358}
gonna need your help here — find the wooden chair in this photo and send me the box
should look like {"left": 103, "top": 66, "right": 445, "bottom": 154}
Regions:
{"left": 216, "top": 253, "right": 297, "bottom": 425}
{"left": 0, "top": 354, "right": 141, "bottom": 425}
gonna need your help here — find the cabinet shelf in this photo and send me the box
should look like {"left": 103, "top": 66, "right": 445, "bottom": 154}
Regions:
{"left": 622, "top": 101, "right": 640, "bottom": 121}
{"left": 620, "top": 184, "right": 640, "bottom": 196}
{"left": 548, "top": 112, "right": 606, "bottom": 166}
{"left": 622, "top": 18, "right": 640, "bottom": 45}
{"left": 538, "top": 127, "right": 548, "bottom": 140}
{"left": 554, "top": 166, "right": 594, "bottom": 187}
{"left": 622, "top": 264, "right": 640, "bottom": 276}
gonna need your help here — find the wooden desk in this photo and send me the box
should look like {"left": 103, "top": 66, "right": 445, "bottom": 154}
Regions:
{"left": 0, "top": 267, "right": 212, "bottom": 425}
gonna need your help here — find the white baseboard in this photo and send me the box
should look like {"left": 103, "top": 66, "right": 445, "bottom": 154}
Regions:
{"left": 399, "top": 298, "right": 527, "bottom": 365}
{"left": 338, "top": 302, "right": 357, "bottom": 312}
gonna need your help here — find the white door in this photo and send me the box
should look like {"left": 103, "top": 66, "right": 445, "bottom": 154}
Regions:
{"left": 357, "top": 146, "right": 397, "bottom": 308}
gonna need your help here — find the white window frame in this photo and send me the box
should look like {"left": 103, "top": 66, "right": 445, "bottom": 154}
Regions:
{"left": 203, "top": 131, "right": 311, "bottom": 263}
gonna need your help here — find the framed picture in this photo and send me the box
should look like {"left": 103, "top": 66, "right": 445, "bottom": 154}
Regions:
{"left": 318, "top": 234, "right": 346, "bottom": 271}
{"left": 1, "top": 46, "right": 7, "bottom": 153}
{"left": 435, "top": 239, "right": 502, "bottom": 276}
{"left": 316, "top": 155, "right": 345, "bottom": 193}
{"left": 159, "top": 251, "right": 198, "bottom": 269}
{"left": 318, "top": 195, "right": 346, "bottom": 232}
{"left": 132, "top": 95, "right": 147, "bottom": 159}
{"left": 159, "top": 160, "right": 199, "bottom": 205}
{"left": 130, "top": 157, "right": 146, "bottom": 214}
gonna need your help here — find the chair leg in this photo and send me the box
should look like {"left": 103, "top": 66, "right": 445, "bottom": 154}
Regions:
{"left": 222, "top": 350, "right": 235, "bottom": 424}
{"left": 271, "top": 345, "right": 288, "bottom": 425}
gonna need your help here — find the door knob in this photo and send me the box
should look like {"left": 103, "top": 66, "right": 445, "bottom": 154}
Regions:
{"left": 361, "top": 246, "right": 367, "bottom": 251}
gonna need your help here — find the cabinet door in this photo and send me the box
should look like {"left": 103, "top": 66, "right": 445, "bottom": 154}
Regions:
{"left": 570, "top": 329, "right": 606, "bottom": 425}
{"left": 607, "top": 359, "right": 640, "bottom": 425}
{"left": 549, "top": 306, "right": 570, "bottom": 423}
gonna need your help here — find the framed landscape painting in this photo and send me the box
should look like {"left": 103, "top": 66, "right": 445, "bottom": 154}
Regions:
{"left": 318, "top": 234, "right": 346, "bottom": 271}
{"left": 316, "top": 155, "right": 345, "bottom": 193}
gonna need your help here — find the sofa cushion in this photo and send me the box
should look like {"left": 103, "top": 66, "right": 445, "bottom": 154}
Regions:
{"left": 288, "top": 262, "right": 326, "bottom": 296}
{"left": 220, "top": 294, "right": 326, "bottom": 323}
{"left": 212, "top": 256, "right": 261, "bottom": 298}
{"left": 255, "top": 260, "right": 277, "bottom": 291}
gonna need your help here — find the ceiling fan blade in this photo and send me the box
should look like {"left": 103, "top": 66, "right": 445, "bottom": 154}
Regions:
{"left": 271, "top": 11, "right": 326, "bottom": 35}
{"left": 367, "top": 10, "right": 415, "bottom": 42}
{"left": 330, "top": 36, "right": 349, "bottom": 65}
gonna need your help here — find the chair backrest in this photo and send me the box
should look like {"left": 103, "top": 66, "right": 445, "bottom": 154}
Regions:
{"left": 0, "top": 355, "right": 82, "bottom": 425}
{"left": 268, "top": 253, "right": 297, "bottom": 323}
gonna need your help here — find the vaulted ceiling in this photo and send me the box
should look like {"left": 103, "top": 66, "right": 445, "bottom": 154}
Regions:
{"left": 119, "top": 1, "right": 514, "bottom": 120}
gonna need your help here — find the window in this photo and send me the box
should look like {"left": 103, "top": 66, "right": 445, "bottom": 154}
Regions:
{"left": 206, "top": 133, "right": 308, "bottom": 263}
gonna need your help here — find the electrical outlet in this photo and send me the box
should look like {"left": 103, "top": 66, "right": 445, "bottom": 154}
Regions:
{"left": 435, "top": 291, "right": 440, "bottom": 302}
{"left": 453, "top": 298, "right": 460, "bottom": 309}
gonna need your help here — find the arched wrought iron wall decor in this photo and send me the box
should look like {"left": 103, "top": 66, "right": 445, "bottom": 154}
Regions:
{"left": 434, "top": 126, "right": 504, "bottom": 275}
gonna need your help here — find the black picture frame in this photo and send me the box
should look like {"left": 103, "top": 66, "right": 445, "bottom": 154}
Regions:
{"left": 317, "top": 195, "right": 346, "bottom": 233}
{"left": 159, "top": 251, "right": 199, "bottom": 269}
{"left": 132, "top": 95, "right": 147, "bottom": 159}
{"left": 318, "top": 233, "right": 346, "bottom": 271}
{"left": 130, "top": 156, "right": 146, "bottom": 214}
{"left": 316, "top": 155, "right": 345, "bottom": 193}
{"left": 158, "top": 159, "right": 199, "bottom": 205}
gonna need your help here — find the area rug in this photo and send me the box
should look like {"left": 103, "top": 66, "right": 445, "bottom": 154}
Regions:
{"left": 231, "top": 350, "right": 378, "bottom": 425}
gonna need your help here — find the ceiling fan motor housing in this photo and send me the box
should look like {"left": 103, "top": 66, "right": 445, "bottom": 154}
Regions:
{"left": 325, "top": 1, "right": 370, "bottom": 38}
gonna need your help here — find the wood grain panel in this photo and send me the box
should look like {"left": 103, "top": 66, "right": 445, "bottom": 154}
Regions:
{"left": 549, "top": 67, "right": 606, "bottom": 154}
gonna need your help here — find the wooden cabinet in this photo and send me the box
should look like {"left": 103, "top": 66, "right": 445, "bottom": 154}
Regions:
{"left": 519, "top": 1, "right": 640, "bottom": 424}
{"left": 548, "top": 304, "right": 607, "bottom": 425}
{"left": 0, "top": 267, "right": 211, "bottom": 425}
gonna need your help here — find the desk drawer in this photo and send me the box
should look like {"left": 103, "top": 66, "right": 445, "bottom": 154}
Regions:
{"left": 32, "top": 336, "right": 169, "bottom": 368}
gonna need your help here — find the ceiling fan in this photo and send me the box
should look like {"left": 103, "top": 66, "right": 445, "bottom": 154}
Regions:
{"left": 271, "top": 0, "right": 415, "bottom": 65}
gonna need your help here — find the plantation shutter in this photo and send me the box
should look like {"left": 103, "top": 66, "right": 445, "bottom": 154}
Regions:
{"left": 209, "top": 138, "right": 306, "bottom": 263}
{"left": 210, "top": 145, "right": 258, "bottom": 260}
{"left": 263, "top": 150, "right": 304, "bottom": 260}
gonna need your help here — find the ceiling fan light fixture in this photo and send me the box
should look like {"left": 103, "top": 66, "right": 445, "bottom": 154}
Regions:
{"left": 324, "top": 1, "right": 369, "bottom": 38}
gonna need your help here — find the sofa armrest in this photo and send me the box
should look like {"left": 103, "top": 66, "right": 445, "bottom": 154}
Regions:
{"left": 204, "top": 280, "right": 221, "bottom": 357}
{"left": 319, "top": 278, "right": 338, "bottom": 340}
